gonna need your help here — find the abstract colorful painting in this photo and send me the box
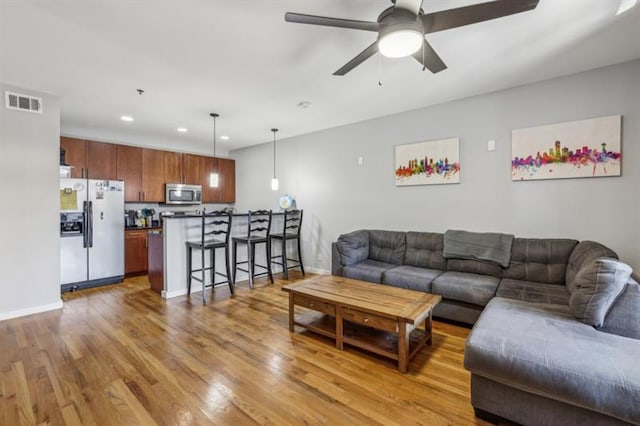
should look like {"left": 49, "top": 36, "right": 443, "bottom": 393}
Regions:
{"left": 395, "top": 138, "right": 460, "bottom": 186}
{"left": 512, "top": 115, "right": 621, "bottom": 181}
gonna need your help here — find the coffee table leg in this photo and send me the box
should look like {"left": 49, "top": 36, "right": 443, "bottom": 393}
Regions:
{"left": 398, "top": 322, "right": 409, "bottom": 373}
{"left": 288, "top": 293, "right": 295, "bottom": 332}
{"left": 426, "top": 310, "right": 433, "bottom": 346}
{"left": 336, "top": 307, "right": 343, "bottom": 350}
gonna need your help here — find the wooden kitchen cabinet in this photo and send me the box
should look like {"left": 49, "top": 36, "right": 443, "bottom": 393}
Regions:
{"left": 116, "top": 145, "right": 143, "bottom": 202}
{"left": 86, "top": 140, "right": 117, "bottom": 179}
{"left": 125, "top": 229, "right": 148, "bottom": 275}
{"left": 201, "top": 156, "right": 217, "bottom": 203}
{"left": 218, "top": 158, "right": 236, "bottom": 203}
{"left": 163, "top": 151, "right": 182, "bottom": 185}
{"left": 182, "top": 154, "right": 203, "bottom": 186}
{"left": 142, "top": 148, "right": 165, "bottom": 202}
{"left": 60, "top": 137, "right": 86, "bottom": 178}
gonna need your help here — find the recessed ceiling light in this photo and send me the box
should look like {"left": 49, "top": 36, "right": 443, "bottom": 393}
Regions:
{"left": 617, "top": 0, "right": 637, "bottom": 15}
{"left": 220, "top": 135, "right": 230, "bottom": 140}
{"left": 177, "top": 127, "right": 188, "bottom": 133}
{"left": 121, "top": 115, "right": 134, "bottom": 122}
{"left": 297, "top": 101, "right": 312, "bottom": 109}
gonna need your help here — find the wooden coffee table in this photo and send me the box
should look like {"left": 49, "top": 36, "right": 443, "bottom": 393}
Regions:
{"left": 282, "top": 275, "right": 441, "bottom": 373}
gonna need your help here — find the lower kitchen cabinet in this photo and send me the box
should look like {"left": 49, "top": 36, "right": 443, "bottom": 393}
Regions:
{"left": 148, "top": 231, "right": 164, "bottom": 294}
{"left": 125, "top": 229, "right": 148, "bottom": 275}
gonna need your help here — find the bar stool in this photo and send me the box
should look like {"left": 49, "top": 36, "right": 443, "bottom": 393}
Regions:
{"left": 270, "top": 209, "right": 304, "bottom": 280}
{"left": 232, "top": 210, "right": 273, "bottom": 289}
{"left": 186, "top": 209, "right": 233, "bottom": 304}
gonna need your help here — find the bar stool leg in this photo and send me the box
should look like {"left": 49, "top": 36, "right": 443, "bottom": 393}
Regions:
{"left": 283, "top": 239, "right": 289, "bottom": 280}
{"left": 247, "top": 242, "right": 254, "bottom": 289}
{"left": 211, "top": 247, "right": 215, "bottom": 287}
{"left": 297, "top": 238, "right": 305, "bottom": 276}
{"left": 201, "top": 247, "right": 206, "bottom": 304}
{"left": 225, "top": 245, "right": 234, "bottom": 295}
{"left": 186, "top": 245, "right": 192, "bottom": 294}
{"left": 232, "top": 241, "right": 238, "bottom": 284}
{"left": 266, "top": 240, "right": 274, "bottom": 284}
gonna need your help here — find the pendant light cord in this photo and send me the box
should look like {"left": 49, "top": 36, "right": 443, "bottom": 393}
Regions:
{"left": 272, "top": 128, "right": 278, "bottom": 179}
{"left": 210, "top": 113, "right": 219, "bottom": 158}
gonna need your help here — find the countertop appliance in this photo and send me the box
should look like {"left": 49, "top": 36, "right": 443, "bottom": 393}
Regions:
{"left": 165, "top": 183, "right": 202, "bottom": 205}
{"left": 60, "top": 178, "right": 124, "bottom": 292}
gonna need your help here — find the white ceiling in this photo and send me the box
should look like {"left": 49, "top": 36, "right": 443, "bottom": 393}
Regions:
{"left": 1, "top": 0, "right": 639, "bottom": 154}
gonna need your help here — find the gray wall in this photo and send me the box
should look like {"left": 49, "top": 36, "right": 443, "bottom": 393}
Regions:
{"left": 0, "top": 83, "right": 62, "bottom": 319}
{"left": 231, "top": 60, "right": 640, "bottom": 274}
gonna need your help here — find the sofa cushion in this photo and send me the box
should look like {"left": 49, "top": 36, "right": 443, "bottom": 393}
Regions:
{"left": 569, "top": 258, "right": 631, "bottom": 327}
{"left": 446, "top": 258, "right": 503, "bottom": 278}
{"left": 503, "top": 238, "right": 578, "bottom": 285}
{"left": 464, "top": 298, "right": 640, "bottom": 425}
{"left": 432, "top": 271, "right": 499, "bottom": 307}
{"left": 497, "top": 278, "right": 570, "bottom": 306}
{"left": 404, "top": 232, "right": 447, "bottom": 270}
{"left": 342, "top": 259, "right": 396, "bottom": 284}
{"left": 599, "top": 278, "right": 640, "bottom": 339}
{"left": 336, "top": 230, "right": 369, "bottom": 267}
{"left": 368, "top": 230, "right": 406, "bottom": 265}
{"left": 382, "top": 265, "right": 441, "bottom": 292}
{"left": 565, "top": 240, "right": 618, "bottom": 294}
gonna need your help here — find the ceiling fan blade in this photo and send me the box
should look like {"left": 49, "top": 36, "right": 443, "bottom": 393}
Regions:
{"left": 285, "top": 12, "right": 379, "bottom": 32}
{"left": 421, "top": 0, "right": 539, "bottom": 34}
{"left": 412, "top": 40, "right": 447, "bottom": 74}
{"left": 393, "top": 0, "right": 424, "bottom": 15}
{"left": 333, "top": 42, "right": 379, "bottom": 76}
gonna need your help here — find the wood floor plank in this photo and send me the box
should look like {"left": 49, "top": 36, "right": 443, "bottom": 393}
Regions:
{"left": 0, "top": 273, "right": 491, "bottom": 425}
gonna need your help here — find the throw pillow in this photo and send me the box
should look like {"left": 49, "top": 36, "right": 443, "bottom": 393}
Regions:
{"left": 569, "top": 257, "right": 632, "bottom": 327}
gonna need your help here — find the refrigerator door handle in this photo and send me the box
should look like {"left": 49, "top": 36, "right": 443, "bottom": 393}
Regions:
{"left": 88, "top": 201, "right": 94, "bottom": 248}
{"left": 83, "top": 201, "right": 88, "bottom": 248}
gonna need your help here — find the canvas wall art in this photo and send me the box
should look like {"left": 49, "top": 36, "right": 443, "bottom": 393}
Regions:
{"left": 512, "top": 115, "right": 621, "bottom": 181}
{"left": 395, "top": 137, "right": 460, "bottom": 186}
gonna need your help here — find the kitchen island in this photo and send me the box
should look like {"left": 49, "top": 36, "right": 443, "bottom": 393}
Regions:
{"left": 159, "top": 213, "right": 288, "bottom": 299}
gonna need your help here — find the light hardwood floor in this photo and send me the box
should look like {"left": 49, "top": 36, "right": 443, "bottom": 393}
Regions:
{"left": 0, "top": 273, "right": 490, "bottom": 425}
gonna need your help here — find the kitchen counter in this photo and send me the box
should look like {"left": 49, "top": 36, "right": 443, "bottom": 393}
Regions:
{"left": 161, "top": 212, "right": 284, "bottom": 219}
{"left": 125, "top": 226, "right": 162, "bottom": 231}
{"left": 159, "top": 213, "right": 287, "bottom": 299}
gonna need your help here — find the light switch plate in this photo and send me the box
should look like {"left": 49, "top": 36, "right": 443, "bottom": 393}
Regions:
{"left": 357, "top": 156, "right": 364, "bottom": 166}
{"left": 487, "top": 140, "right": 496, "bottom": 151}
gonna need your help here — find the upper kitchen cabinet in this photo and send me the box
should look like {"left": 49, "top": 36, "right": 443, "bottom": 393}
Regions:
{"left": 60, "top": 137, "right": 86, "bottom": 178}
{"left": 142, "top": 148, "right": 165, "bottom": 202}
{"left": 86, "top": 140, "right": 117, "bottom": 179}
{"left": 182, "top": 154, "right": 203, "bottom": 186}
{"left": 60, "top": 137, "right": 117, "bottom": 179}
{"left": 218, "top": 158, "right": 236, "bottom": 203}
{"left": 163, "top": 151, "right": 182, "bottom": 185}
{"left": 116, "top": 145, "right": 143, "bottom": 202}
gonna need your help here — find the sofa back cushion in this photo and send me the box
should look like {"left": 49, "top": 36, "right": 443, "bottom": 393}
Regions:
{"left": 599, "top": 278, "right": 640, "bottom": 339}
{"left": 569, "top": 258, "right": 631, "bottom": 327}
{"left": 446, "top": 258, "right": 504, "bottom": 278}
{"left": 404, "top": 232, "right": 447, "bottom": 270}
{"left": 565, "top": 240, "right": 618, "bottom": 294}
{"left": 503, "top": 238, "right": 578, "bottom": 285}
{"left": 336, "top": 230, "right": 369, "bottom": 267}
{"left": 368, "top": 230, "right": 406, "bottom": 265}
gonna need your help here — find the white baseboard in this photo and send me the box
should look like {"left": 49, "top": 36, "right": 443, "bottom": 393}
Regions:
{"left": 306, "top": 267, "right": 330, "bottom": 275}
{"left": 162, "top": 288, "right": 190, "bottom": 299}
{"left": 0, "top": 300, "right": 64, "bottom": 321}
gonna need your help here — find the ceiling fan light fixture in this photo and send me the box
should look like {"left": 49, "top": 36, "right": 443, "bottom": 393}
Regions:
{"left": 378, "top": 29, "right": 423, "bottom": 58}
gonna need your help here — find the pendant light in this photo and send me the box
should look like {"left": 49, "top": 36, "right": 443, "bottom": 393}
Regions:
{"left": 271, "top": 128, "right": 279, "bottom": 191}
{"left": 209, "top": 113, "right": 219, "bottom": 188}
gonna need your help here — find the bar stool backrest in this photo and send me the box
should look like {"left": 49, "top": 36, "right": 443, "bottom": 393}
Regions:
{"left": 281, "top": 209, "right": 303, "bottom": 238}
{"left": 201, "top": 209, "right": 231, "bottom": 245}
{"left": 247, "top": 210, "right": 272, "bottom": 239}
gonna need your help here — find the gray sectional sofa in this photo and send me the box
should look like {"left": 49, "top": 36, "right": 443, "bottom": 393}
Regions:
{"left": 331, "top": 229, "right": 640, "bottom": 425}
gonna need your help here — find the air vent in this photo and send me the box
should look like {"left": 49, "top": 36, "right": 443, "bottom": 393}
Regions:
{"left": 5, "top": 91, "right": 43, "bottom": 114}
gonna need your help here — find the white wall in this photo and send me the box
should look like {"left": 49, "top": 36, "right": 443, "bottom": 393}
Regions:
{"left": 0, "top": 83, "right": 63, "bottom": 319}
{"left": 231, "top": 60, "right": 640, "bottom": 274}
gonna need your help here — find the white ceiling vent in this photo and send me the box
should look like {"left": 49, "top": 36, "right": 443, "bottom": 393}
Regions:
{"left": 5, "top": 91, "right": 43, "bottom": 114}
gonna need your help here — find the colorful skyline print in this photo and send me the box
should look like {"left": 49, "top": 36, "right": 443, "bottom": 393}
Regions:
{"left": 395, "top": 137, "right": 460, "bottom": 186}
{"left": 512, "top": 115, "right": 621, "bottom": 181}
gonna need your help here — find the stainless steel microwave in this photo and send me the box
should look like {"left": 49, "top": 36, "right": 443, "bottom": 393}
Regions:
{"left": 165, "top": 183, "right": 202, "bottom": 205}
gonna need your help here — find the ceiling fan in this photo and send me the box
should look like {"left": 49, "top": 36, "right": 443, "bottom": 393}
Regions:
{"left": 285, "top": 0, "right": 540, "bottom": 76}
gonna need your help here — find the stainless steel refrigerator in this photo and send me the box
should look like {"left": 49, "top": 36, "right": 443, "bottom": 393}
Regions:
{"left": 60, "top": 179, "right": 124, "bottom": 291}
